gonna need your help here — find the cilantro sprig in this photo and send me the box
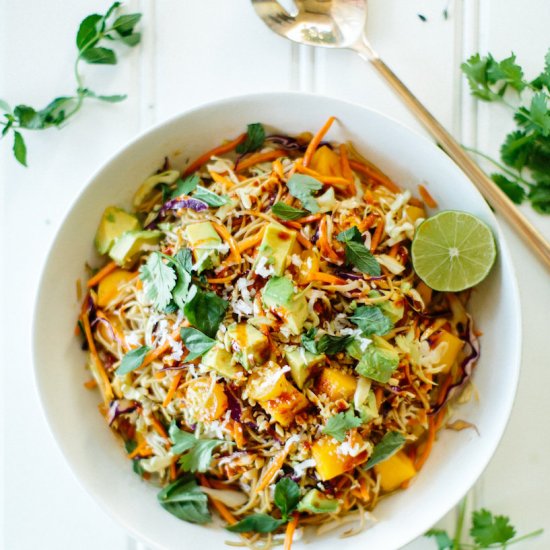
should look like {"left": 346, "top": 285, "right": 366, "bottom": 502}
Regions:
{"left": 425, "top": 498, "right": 543, "bottom": 549}
{"left": 322, "top": 408, "right": 362, "bottom": 441}
{"left": 0, "top": 2, "right": 141, "bottom": 166}
{"left": 227, "top": 478, "right": 300, "bottom": 533}
{"left": 461, "top": 49, "right": 550, "bottom": 213}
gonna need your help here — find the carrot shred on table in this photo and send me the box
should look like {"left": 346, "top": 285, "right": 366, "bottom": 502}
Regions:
{"left": 236, "top": 150, "right": 287, "bottom": 172}
{"left": 212, "top": 221, "right": 242, "bottom": 264}
{"left": 183, "top": 133, "right": 246, "bottom": 176}
{"left": 198, "top": 475, "right": 237, "bottom": 525}
{"left": 83, "top": 379, "right": 97, "bottom": 389}
{"left": 303, "top": 116, "right": 336, "bottom": 167}
{"left": 349, "top": 160, "right": 401, "bottom": 193}
{"left": 87, "top": 261, "right": 117, "bottom": 288}
{"left": 256, "top": 446, "right": 291, "bottom": 493}
{"left": 163, "top": 371, "right": 183, "bottom": 408}
{"left": 237, "top": 228, "right": 266, "bottom": 253}
{"left": 284, "top": 515, "right": 299, "bottom": 550}
{"left": 418, "top": 184, "right": 438, "bottom": 208}
{"left": 370, "top": 219, "right": 385, "bottom": 252}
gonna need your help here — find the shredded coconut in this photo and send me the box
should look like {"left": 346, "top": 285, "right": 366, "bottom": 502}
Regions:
{"left": 255, "top": 255, "right": 275, "bottom": 278}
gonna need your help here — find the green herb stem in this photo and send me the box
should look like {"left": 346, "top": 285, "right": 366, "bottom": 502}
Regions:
{"left": 453, "top": 497, "right": 468, "bottom": 550}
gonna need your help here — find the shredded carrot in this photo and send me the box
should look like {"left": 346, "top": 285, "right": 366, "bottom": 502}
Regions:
{"left": 389, "top": 243, "right": 400, "bottom": 258}
{"left": 142, "top": 325, "right": 185, "bottom": 367}
{"left": 232, "top": 421, "right": 246, "bottom": 449}
{"left": 256, "top": 446, "right": 291, "bottom": 492}
{"left": 237, "top": 228, "right": 266, "bottom": 254}
{"left": 318, "top": 215, "right": 341, "bottom": 263}
{"left": 349, "top": 160, "right": 401, "bottom": 193}
{"left": 418, "top": 184, "right": 438, "bottom": 208}
{"left": 163, "top": 371, "right": 183, "bottom": 408}
{"left": 96, "top": 310, "right": 129, "bottom": 351}
{"left": 212, "top": 222, "right": 242, "bottom": 264}
{"left": 284, "top": 515, "right": 299, "bottom": 550}
{"left": 83, "top": 379, "right": 97, "bottom": 389}
{"left": 295, "top": 231, "right": 313, "bottom": 250}
{"left": 150, "top": 415, "right": 169, "bottom": 439}
{"left": 273, "top": 159, "right": 285, "bottom": 179}
{"left": 207, "top": 274, "right": 238, "bottom": 284}
{"left": 209, "top": 170, "right": 234, "bottom": 188}
{"left": 370, "top": 219, "right": 385, "bottom": 252}
{"left": 128, "top": 440, "right": 153, "bottom": 459}
{"left": 359, "top": 213, "right": 377, "bottom": 231}
{"left": 339, "top": 144, "right": 356, "bottom": 196}
{"left": 295, "top": 162, "right": 350, "bottom": 189}
{"left": 236, "top": 150, "right": 287, "bottom": 172}
{"left": 295, "top": 213, "right": 321, "bottom": 224}
{"left": 170, "top": 460, "right": 177, "bottom": 481}
{"left": 198, "top": 475, "right": 237, "bottom": 525}
{"left": 415, "top": 417, "right": 436, "bottom": 470}
{"left": 154, "top": 371, "right": 166, "bottom": 380}
{"left": 80, "top": 299, "right": 113, "bottom": 404}
{"left": 87, "top": 261, "right": 117, "bottom": 288}
{"left": 375, "top": 386, "right": 383, "bottom": 409}
{"left": 303, "top": 116, "right": 336, "bottom": 167}
{"left": 183, "top": 133, "right": 246, "bottom": 176}
{"left": 308, "top": 271, "right": 346, "bottom": 285}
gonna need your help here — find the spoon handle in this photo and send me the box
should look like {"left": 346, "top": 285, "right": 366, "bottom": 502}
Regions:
{"left": 360, "top": 50, "right": 550, "bottom": 269}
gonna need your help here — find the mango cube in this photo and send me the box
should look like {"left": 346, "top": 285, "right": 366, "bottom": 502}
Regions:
{"left": 316, "top": 368, "right": 357, "bottom": 402}
{"left": 374, "top": 451, "right": 416, "bottom": 492}
{"left": 185, "top": 379, "right": 228, "bottom": 421}
{"left": 312, "top": 432, "right": 368, "bottom": 481}
{"left": 97, "top": 268, "right": 136, "bottom": 307}
{"left": 433, "top": 329, "right": 464, "bottom": 373}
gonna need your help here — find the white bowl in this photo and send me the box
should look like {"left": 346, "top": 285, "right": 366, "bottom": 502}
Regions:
{"left": 33, "top": 92, "right": 521, "bottom": 550}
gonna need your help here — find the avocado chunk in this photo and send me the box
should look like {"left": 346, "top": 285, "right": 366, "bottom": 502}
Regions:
{"left": 94, "top": 206, "right": 140, "bottom": 255}
{"left": 256, "top": 222, "right": 297, "bottom": 276}
{"left": 201, "top": 345, "right": 243, "bottom": 380}
{"left": 108, "top": 229, "right": 163, "bottom": 267}
{"left": 224, "top": 322, "right": 270, "bottom": 370}
{"left": 284, "top": 346, "right": 325, "bottom": 389}
{"left": 262, "top": 276, "right": 308, "bottom": 335}
{"left": 185, "top": 221, "right": 222, "bottom": 273}
{"left": 297, "top": 489, "right": 340, "bottom": 514}
{"left": 133, "top": 169, "right": 180, "bottom": 208}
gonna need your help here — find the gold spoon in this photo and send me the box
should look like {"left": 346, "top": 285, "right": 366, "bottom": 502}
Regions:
{"left": 251, "top": 0, "right": 550, "bottom": 269}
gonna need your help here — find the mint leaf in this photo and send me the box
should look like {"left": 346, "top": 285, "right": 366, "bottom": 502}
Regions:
{"left": 13, "top": 131, "right": 27, "bottom": 166}
{"left": 139, "top": 252, "right": 177, "bottom": 310}
{"left": 227, "top": 514, "right": 284, "bottom": 533}
{"left": 180, "top": 327, "right": 216, "bottom": 361}
{"left": 76, "top": 13, "right": 102, "bottom": 50}
{"left": 236, "top": 123, "right": 266, "bottom": 154}
{"left": 364, "top": 431, "right": 406, "bottom": 470}
{"left": 302, "top": 328, "right": 355, "bottom": 355}
{"left": 81, "top": 47, "right": 117, "bottom": 65}
{"left": 287, "top": 174, "right": 322, "bottom": 213}
{"left": 350, "top": 305, "right": 393, "bottom": 336}
{"left": 184, "top": 286, "right": 228, "bottom": 338}
{"left": 274, "top": 478, "right": 300, "bottom": 519}
{"left": 116, "top": 345, "right": 151, "bottom": 375}
{"left": 322, "top": 408, "right": 362, "bottom": 442}
{"left": 425, "top": 528, "right": 453, "bottom": 550}
{"left": 337, "top": 226, "right": 363, "bottom": 243}
{"left": 470, "top": 509, "right": 516, "bottom": 547}
{"left": 112, "top": 13, "right": 142, "bottom": 36}
{"left": 271, "top": 202, "right": 308, "bottom": 220}
{"left": 193, "top": 186, "right": 230, "bottom": 207}
{"left": 344, "top": 241, "right": 381, "bottom": 276}
{"left": 172, "top": 175, "right": 200, "bottom": 198}
{"left": 119, "top": 33, "right": 141, "bottom": 47}
{"left": 356, "top": 345, "right": 399, "bottom": 383}
{"left": 157, "top": 475, "right": 211, "bottom": 524}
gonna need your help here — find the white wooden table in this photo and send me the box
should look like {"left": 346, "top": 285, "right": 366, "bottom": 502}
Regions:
{"left": 1, "top": 1, "right": 549, "bottom": 548}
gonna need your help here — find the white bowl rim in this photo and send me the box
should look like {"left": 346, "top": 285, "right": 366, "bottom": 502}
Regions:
{"left": 31, "top": 90, "right": 522, "bottom": 550}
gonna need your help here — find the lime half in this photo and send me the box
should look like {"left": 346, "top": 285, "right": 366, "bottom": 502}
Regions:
{"left": 411, "top": 210, "right": 497, "bottom": 292}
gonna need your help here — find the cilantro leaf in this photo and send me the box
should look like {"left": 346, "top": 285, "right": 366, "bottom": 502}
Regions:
{"left": 184, "top": 286, "right": 228, "bottom": 338}
{"left": 287, "top": 174, "right": 323, "bottom": 213}
{"left": 169, "top": 421, "right": 225, "bottom": 473}
{"left": 344, "top": 241, "right": 381, "bottom": 275}
{"left": 364, "top": 431, "right": 406, "bottom": 470}
{"left": 227, "top": 514, "right": 285, "bottom": 533}
{"left": 172, "top": 175, "right": 200, "bottom": 198}
{"left": 180, "top": 327, "right": 216, "bottom": 361}
{"left": 515, "top": 93, "right": 550, "bottom": 136}
{"left": 500, "top": 130, "right": 533, "bottom": 170}
{"left": 193, "top": 186, "right": 230, "bottom": 207}
{"left": 532, "top": 48, "right": 550, "bottom": 91}
{"left": 322, "top": 409, "right": 362, "bottom": 442}
{"left": 139, "top": 252, "right": 177, "bottom": 310}
{"left": 425, "top": 528, "right": 453, "bottom": 550}
{"left": 529, "top": 180, "right": 550, "bottom": 214}
{"left": 491, "top": 173, "right": 526, "bottom": 204}
{"left": 355, "top": 345, "right": 399, "bottom": 383}
{"left": 157, "top": 475, "right": 211, "bottom": 524}
{"left": 116, "top": 345, "right": 151, "bottom": 375}
{"left": 274, "top": 478, "right": 300, "bottom": 519}
{"left": 486, "top": 53, "right": 525, "bottom": 92}
{"left": 350, "top": 305, "right": 393, "bottom": 336}
{"left": 271, "top": 202, "right": 308, "bottom": 220}
{"left": 470, "top": 509, "right": 516, "bottom": 547}
{"left": 236, "top": 123, "right": 266, "bottom": 154}
{"left": 461, "top": 54, "right": 499, "bottom": 101}
{"left": 12, "top": 131, "right": 27, "bottom": 166}
{"left": 170, "top": 249, "right": 193, "bottom": 310}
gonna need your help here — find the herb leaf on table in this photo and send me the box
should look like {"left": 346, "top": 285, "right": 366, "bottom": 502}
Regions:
{"left": 0, "top": 2, "right": 142, "bottom": 166}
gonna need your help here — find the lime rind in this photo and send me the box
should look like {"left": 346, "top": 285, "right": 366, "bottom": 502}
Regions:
{"left": 411, "top": 210, "right": 497, "bottom": 292}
